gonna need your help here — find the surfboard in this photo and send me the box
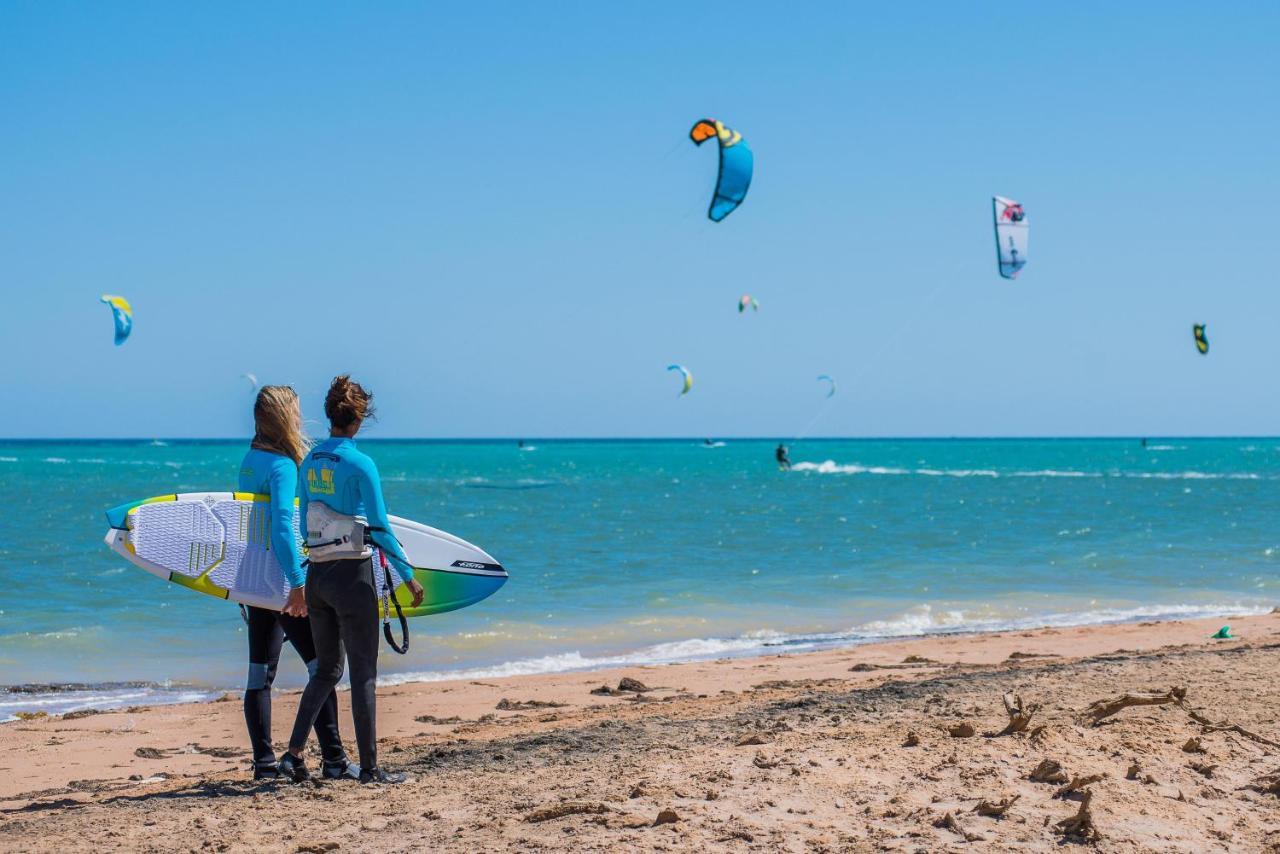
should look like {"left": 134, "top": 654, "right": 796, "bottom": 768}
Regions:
{"left": 103, "top": 492, "right": 507, "bottom": 617}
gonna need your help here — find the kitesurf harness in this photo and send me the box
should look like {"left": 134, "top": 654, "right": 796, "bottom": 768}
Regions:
{"left": 304, "top": 503, "right": 410, "bottom": 655}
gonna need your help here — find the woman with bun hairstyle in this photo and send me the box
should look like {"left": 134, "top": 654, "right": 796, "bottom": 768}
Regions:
{"left": 279, "top": 375, "right": 424, "bottom": 784}
{"left": 238, "top": 386, "right": 359, "bottom": 780}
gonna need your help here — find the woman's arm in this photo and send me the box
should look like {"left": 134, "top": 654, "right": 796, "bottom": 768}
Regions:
{"left": 268, "top": 457, "right": 306, "bottom": 589}
{"left": 352, "top": 452, "right": 415, "bottom": 587}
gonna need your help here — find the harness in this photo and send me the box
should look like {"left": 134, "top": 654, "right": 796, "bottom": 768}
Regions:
{"left": 305, "top": 502, "right": 410, "bottom": 655}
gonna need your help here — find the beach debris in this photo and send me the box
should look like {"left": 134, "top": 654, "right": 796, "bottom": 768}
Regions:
{"left": 295, "top": 844, "right": 339, "bottom": 854}
{"left": 1126, "top": 761, "right": 1142, "bottom": 780}
{"left": 14, "top": 711, "right": 49, "bottom": 720}
{"left": 1180, "top": 703, "right": 1280, "bottom": 749}
{"left": 653, "top": 808, "right": 680, "bottom": 826}
{"left": 590, "top": 678, "right": 654, "bottom": 697}
{"left": 414, "top": 714, "right": 463, "bottom": 725}
{"left": 495, "top": 698, "right": 567, "bottom": 711}
{"left": 993, "top": 692, "right": 1040, "bottom": 736}
{"left": 1250, "top": 772, "right": 1280, "bottom": 796}
{"left": 629, "top": 783, "right": 646, "bottom": 799}
{"left": 1055, "top": 773, "right": 1106, "bottom": 798}
{"left": 1029, "top": 759, "right": 1069, "bottom": 784}
{"left": 1181, "top": 737, "right": 1205, "bottom": 753}
{"left": 752, "top": 751, "right": 780, "bottom": 769}
{"left": 1005, "top": 651, "right": 1058, "bottom": 661}
{"left": 1078, "top": 686, "right": 1186, "bottom": 726}
{"left": 134, "top": 747, "right": 166, "bottom": 759}
{"left": 948, "top": 722, "right": 976, "bottom": 738}
{"left": 716, "top": 828, "right": 754, "bottom": 842}
{"left": 618, "top": 677, "right": 651, "bottom": 693}
{"left": 1055, "top": 789, "right": 1101, "bottom": 843}
{"left": 1211, "top": 625, "right": 1232, "bottom": 639}
{"left": 524, "top": 802, "right": 610, "bottom": 823}
{"left": 973, "top": 794, "right": 1019, "bottom": 818}
{"left": 735, "top": 733, "right": 770, "bottom": 746}
{"left": 933, "top": 811, "right": 982, "bottom": 842}
{"left": 903, "top": 655, "right": 938, "bottom": 664}
{"left": 1189, "top": 761, "right": 1218, "bottom": 778}
{"left": 903, "top": 730, "right": 920, "bottom": 747}
{"left": 61, "top": 709, "right": 104, "bottom": 720}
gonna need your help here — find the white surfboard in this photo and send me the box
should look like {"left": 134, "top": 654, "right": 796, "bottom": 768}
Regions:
{"left": 104, "top": 491, "right": 507, "bottom": 617}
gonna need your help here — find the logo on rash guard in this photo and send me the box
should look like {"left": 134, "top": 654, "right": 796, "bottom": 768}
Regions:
{"left": 308, "top": 467, "right": 336, "bottom": 496}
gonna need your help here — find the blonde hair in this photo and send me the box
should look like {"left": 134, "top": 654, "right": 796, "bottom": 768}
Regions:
{"left": 251, "top": 386, "right": 310, "bottom": 465}
{"left": 324, "top": 375, "right": 374, "bottom": 431}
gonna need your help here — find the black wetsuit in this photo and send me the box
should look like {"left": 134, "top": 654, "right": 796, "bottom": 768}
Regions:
{"left": 287, "top": 556, "right": 382, "bottom": 772}
{"left": 775, "top": 445, "right": 791, "bottom": 469}
{"left": 244, "top": 606, "right": 347, "bottom": 772}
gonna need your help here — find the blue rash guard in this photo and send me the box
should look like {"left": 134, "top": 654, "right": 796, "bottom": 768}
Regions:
{"left": 298, "top": 437, "right": 414, "bottom": 586}
{"left": 238, "top": 448, "right": 306, "bottom": 588}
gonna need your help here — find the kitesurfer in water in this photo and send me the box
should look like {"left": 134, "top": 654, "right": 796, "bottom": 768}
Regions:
{"left": 776, "top": 443, "right": 791, "bottom": 470}
{"left": 280, "top": 376, "right": 425, "bottom": 785}
{"left": 238, "top": 386, "right": 358, "bottom": 780}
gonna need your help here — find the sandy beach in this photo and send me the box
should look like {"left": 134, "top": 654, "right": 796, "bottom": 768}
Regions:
{"left": 2, "top": 612, "right": 1278, "bottom": 851}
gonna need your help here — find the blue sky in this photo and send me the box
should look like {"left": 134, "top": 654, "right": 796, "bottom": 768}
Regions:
{"left": 2, "top": 2, "right": 1277, "bottom": 438}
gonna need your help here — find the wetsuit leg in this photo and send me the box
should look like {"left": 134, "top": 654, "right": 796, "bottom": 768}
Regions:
{"left": 279, "top": 612, "right": 347, "bottom": 765}
{"left": 244, "top": 606, "right": 284, "bottom": 771}
{"left": 286, "top": 563, "right": 345, "bottom": 755}
{"left": 327, "top": 557, "right": 381, "bottom": 771}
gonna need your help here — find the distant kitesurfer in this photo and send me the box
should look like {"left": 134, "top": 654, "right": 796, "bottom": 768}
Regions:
{"left": 238, "top": 386, "right": 357, "bottom": 781}
{"left": 776, "top": 443, "right": 791, "bottom": 470}
{"left": 518, "top": 439, "right": 525, "bottom": 449}
{"left": 1141, "top": 438, "right": 1148, "bottom": 448}
{"left": 281, "top": 375, "right": 425, "bottom": 785}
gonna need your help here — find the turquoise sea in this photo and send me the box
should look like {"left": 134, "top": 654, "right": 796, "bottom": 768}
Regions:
{"left": 1, "top": 438, "right": 1276, "bottom": 720}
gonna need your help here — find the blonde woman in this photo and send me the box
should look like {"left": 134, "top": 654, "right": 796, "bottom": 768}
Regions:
{"left": 239, "top": 386, "right": 358, "bottom": 780}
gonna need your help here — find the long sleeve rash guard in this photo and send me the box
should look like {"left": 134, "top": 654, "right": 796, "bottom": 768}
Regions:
{"left": 298, "top": 437, "right": 414, "bottom": 586}
{"left": 238, "top": 448, "right": 306, "bottom": 588}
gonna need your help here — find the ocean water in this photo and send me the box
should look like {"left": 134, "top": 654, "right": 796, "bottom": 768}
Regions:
{"left": 1, "top": 438, "right": 1276, "bottom": 719}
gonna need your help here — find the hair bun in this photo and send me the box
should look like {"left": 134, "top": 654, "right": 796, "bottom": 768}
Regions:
{"left": 325, "top": 375, "right": 374, "bottom": 430}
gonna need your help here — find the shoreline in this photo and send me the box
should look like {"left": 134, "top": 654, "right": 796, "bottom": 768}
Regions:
{"left": 3, "top": 612, "right": 1279, "bottom": 849}
{"left": 3, "top": 602, "right": 1273, "bottom": 722}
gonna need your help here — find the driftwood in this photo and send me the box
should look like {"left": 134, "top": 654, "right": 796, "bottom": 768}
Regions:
{"left": 524, "top": 802, "right": 609, "bottom": 823}
{"left": 1181, "top": 705, "right": 1280, "bottom": 749}
{"left": 973, "top": 794, "right": 1019, "bottom": 817}
{"left": 1055, "top": 773, "right": 1106, "bottom": 798}
{"left": 933, "top": 811, "right": 982, "bottom": 842}
{"left": 994, "top": 692, "right": 1040, "bottom": 736}
{"left": 1078, "top": 687, "right": 1186, "bottom": 726}
{"left": 1055, "top": 789, "right": 1101, "bottom": 842}
{"left": 1029, "top": 758, "right": 1069, "bottom": 784}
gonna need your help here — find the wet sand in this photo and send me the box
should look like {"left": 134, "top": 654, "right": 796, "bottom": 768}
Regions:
{"left": 2, "top": 612, "right": 1279, "bottom": 851}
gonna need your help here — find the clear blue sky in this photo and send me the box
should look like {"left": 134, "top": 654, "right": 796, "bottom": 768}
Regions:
{"left": 2, "top": 2, "right": 1277, "bottom": 438}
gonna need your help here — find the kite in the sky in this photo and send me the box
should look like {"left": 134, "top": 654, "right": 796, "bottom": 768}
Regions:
{"left": 817, "top": 374, "right": 837, "bottom": 399}
{"left": 738, "top": 295, "right": 759, "bottom": 313}
{"left": 242, "top": 373, "right": 259, "bottom": 391}
{"left": 1193, "top": 324, "right": 1209, "bottom": 355}
{"left": 667, "top": 364, "right": 693, "bottom": 396}
{"left": 993, "top": 196, "right": 1028, "bottom": 279}
{"left": 689, "top": 119, "right": 753, "bottom": 222}
{"left": 100, "top": 295, "right": 133, "bottom": 345}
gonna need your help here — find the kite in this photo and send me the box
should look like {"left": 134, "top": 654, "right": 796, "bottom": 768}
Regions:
{"left": 817, "top": 375, "right": 836, "bottom": 399}
{"left": 1193, "top": 324, "right": 1209, "bottom": 355}
{"left": 738, "top": 295, "right": 759, "bottom": 313}
{"left": 993, "top": 196, "right": 1028, "bottom": 279}
{"left": 100, "top": 295, "right": 133, "bottom": 346}
{"left": 689, "top": 119, "right": 753, "bottom": 222}
{"left": 667, "top": 364, "right": 693, "bottom": 396}
{"left": 242, "top": 373, "right": 259, "bottom": 391}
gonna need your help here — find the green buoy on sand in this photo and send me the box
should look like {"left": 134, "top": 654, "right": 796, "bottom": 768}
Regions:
{"left": 1210, "top": 626, "right": 1232, "bottom": 639}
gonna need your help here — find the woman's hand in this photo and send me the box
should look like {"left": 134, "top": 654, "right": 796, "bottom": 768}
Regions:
{"left": 406, "top": 579, "right": 425, "bottom": 609}
{"left": 283, "top": 586, "right": 308, "bottom": 617}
